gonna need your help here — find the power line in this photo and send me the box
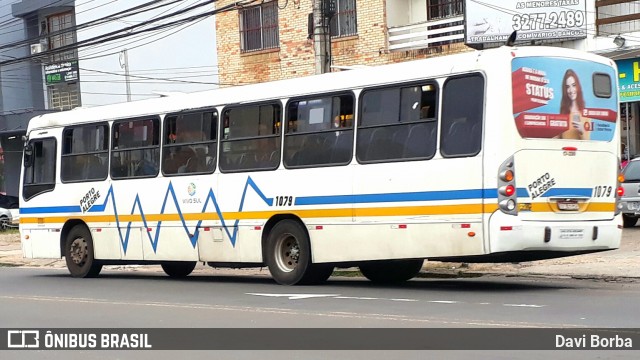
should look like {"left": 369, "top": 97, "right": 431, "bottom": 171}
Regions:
{"left": 0, "top": 0, "right": 180, "bottom": 54}
{"left": 0, "top": 0, "right": 239, "bottom": 67}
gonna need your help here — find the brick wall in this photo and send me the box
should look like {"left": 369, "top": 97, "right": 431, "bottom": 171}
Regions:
{"left": 215, "top": 0, "right": 470, "bottom": 86}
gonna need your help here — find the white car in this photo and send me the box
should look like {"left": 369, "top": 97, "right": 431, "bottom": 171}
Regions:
{"left": 0, "top": 207, "right": 18, "bottom": 229}
{"left": 0, "top": 194, "right": 20, "bottom": 229}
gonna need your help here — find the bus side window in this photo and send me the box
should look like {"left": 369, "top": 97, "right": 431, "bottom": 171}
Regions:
{"left": 111, "top": 118, "right": 160, "bottom": 179}
{"left": 357, "top": 82, "right": 437, "bottom": 163}
{"left": 284, "top": 93, "right": 354, "bottom": 168}
{"left": 219, "top": 103, "right": 281, "bottom": 173}
{"left": 440, "top": 74, "right": 484, "bottom": 158}
{"left": 162, "top": 111, "right": 217, "bottom": 176}
{"left": 61, "top": 124, "right": 109, "bottom": 183}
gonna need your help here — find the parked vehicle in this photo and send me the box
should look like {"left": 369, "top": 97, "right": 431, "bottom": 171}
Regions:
{"left": 0, "top": 194, "right": 19, "bottom": 229}
{"left": 619, "top": 158, "right": 640, "bottom": 227}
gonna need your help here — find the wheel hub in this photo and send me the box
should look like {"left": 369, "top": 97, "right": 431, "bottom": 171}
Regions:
{"left": 275, "top": 234, "right": 300, "bottom": 272}
{"left": 69, "top": 238, "right": 87, "bottom": 266}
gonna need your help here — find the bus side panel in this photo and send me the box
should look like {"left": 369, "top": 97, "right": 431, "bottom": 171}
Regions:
{"left": 92, "top": 227, "right": 122, "bottom": 260}
{"left": 142, "top": 225, "right": 199, "bottom": 261}
{"left": 20, "top": 227, "right": 61, "bottom": 259}
{"left": 199, "top": 225, "right": 262, "bottom": 262}
{"left": 310, "top": 222, "right": 484, "bottom": 263}
{"left": 209, "top": 172, "right": 272, "bottom": 262}
{"left": 311, "top": 158, "right": 485, "bottom": 263}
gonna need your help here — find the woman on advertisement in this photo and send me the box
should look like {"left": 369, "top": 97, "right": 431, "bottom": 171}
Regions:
{"left": 558, "top": 69, "right": 589, "bottom": 140}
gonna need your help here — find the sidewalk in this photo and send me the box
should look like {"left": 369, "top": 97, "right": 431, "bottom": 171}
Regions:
{"left": 1, "top": 228, "right": 639, "bottom": 281}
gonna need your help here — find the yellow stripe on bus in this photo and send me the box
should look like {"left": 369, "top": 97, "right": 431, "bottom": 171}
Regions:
{"left": 18, "top": 202, "right": 615, "bottom": 224}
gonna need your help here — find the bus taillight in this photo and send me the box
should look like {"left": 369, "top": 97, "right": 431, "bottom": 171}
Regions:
{"left": 615, "top": 167, "right": 624, "bottom": 215}
{"left": 500, "top": 170, "right": 514, "bottom": 182}
{"left": 499, "top": 185, "right": 515, "bottom": 197}
{"left": 498, "top": 156, "right": 518, "bottom": 215}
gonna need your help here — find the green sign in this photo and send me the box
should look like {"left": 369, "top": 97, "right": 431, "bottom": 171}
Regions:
{"left": 44, "top": 60, "right": 79, "bottom": 85}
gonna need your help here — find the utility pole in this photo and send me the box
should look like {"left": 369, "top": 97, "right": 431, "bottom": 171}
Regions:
{"left": 119, "top": 49, "right": 131, "bottom": 102}
{"left": 313, "top": 0, "right": 334, "bottom": 74}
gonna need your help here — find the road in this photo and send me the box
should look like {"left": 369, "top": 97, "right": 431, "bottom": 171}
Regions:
{"left": 1, "top": 267, "right": 639, "bottom": 359}
{"left": 1, "top": 267, "right": 639, "bottom": 327}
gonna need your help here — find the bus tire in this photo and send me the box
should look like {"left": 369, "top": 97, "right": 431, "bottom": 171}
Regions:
{"left": 265, "top": 219, "right": 330, "bottom": 285}
{"left": 64, "top": 225, "right": 102, "bottom": 278}
{"left": 623, "top": 215, "right": 638, "bottom": 228}
{"left": 161, "top": 261, "right": 197, "bottom": 278}
{"left": 359, "top": 259, "right": 423, "bottom": 284}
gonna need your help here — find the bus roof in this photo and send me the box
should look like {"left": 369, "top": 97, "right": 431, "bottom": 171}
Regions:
{"left": 27, "top": 45, "right": 615, "bottom": 132}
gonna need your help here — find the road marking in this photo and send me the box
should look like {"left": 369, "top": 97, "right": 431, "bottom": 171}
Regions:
{"left": 0, "top": 295, "right": 572, "bottom": 327}
{"left": 246, "top": 293, "right": 339, "bottom": 300}
{"left": 334, "top": 296, "right": 379, "bottom": 300}
{"left": 248, "top": 293, "right": 421, "bottom": 302}
{"left": 503, "top": 304, "right": 546, "bottom": 308}
{"left": 427, "top": 300, "right": 459, "bottom": 304}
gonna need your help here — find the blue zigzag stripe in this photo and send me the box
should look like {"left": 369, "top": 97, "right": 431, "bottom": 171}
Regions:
{"left": 90, "top": 176, "right": 272, "bottom": 254}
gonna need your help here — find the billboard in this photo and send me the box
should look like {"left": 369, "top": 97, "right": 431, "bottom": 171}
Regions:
{"left": 616, "top": 58, "right": 640, "bottom": 103}
{"left": 512, "top": 57, "right": 618, "bottom": 141}
{"left": 44, "top": 60, "right": 79, "bottom": 85}
{"left": 465, "top": 0, "right": 587, "bottom": 45}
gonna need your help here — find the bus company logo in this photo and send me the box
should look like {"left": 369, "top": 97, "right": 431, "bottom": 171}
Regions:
{"left": 182, "top": 183, "right": 201, "bottom": 204}
{"left": 7, "top": 330, "right": 40, "bottom": 348}
{"left": 187, "top": 183, "right": 196, "bottom": 196}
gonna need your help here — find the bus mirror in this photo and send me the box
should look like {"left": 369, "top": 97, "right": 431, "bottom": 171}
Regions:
{"left": 23, "top": 143, "right": 33, "bottom": 167}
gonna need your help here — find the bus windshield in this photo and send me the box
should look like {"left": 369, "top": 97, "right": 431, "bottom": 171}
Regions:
{"left": 511, "top": 57, "right": 618, "bottom": 141}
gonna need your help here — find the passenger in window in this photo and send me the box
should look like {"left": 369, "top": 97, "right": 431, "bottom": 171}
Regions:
{"left": 177, "top": 147, "right": 198, "bottom": 173}
{"left": 333, "top": 115, "right": 346, "bottom": 137}
{"left": 420, "top": 106, "right": 431, "bottom": 119}
{"left": 130, "top": 152, "right": 156, "bottom": 176}
{"left": 558, "top": 69, "right": 588, "bottom": 140}
{"left": 252, "top": 123, "right": 276, "bottom": 167}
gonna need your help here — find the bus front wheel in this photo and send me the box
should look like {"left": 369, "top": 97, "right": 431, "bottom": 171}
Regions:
{"left": 64, "top": 225, "right": 102, "bottom": 278}
{"left": 265, "top": 220, "right": 333, "bottom": 285}
{"left": 359, "top": 259, "right": 423, "bottom": 284}
{"left": 161, "top": 261, "right": 197, "bottom": 278}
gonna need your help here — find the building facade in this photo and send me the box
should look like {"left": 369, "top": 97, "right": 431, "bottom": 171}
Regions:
{"left": 215, "top": 0, "right": 640, "bottom": 157}
{"left": 0, "top": 0, "right": 73, "bottom": 196}
{"left": 215, "top": 0, "right": 467, "bottom": 85}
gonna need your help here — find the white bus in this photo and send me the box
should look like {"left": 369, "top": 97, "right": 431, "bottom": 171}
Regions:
{"left": 20, "top": 45, "right": 622, "bottom": 285}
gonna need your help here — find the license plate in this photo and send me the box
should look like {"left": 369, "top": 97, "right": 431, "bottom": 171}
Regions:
{"left": 628, "top": 202, "right": 640, "bottom": 211}
{"left": 559, "top": 229, "right": 584, "bottom": 240}
{"left": 557, "top": 201, "right": 579, "bottom": 211}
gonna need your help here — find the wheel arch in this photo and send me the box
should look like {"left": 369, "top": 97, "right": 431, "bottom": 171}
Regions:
{"left": 261, "top": 214, "right": 308, "bottom": 263}
{"left": 60, "top": 219, "right": 90, "bottom": 256}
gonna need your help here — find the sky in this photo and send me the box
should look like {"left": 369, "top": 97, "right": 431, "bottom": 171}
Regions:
{"left": 76, "top": 0, "right": 219, "bottom": 107}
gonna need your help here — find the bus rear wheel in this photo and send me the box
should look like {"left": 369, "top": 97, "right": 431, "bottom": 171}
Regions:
{"left": 359, "top": 259, "right": 423, "bottom": 284}
{"left": 161, "top": 261, "right": 197, "bottom": 278}
{"left": 265, "top": 220, "right": 333, "bottom": 285}
{"left": 64, "top": 225, "right": 102, "bottom": 278}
